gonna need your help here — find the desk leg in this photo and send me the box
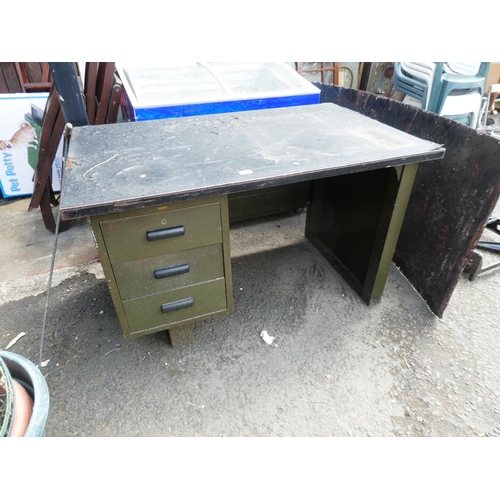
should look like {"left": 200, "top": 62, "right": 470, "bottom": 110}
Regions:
{"left": 305, "top": 163, "right": 418, "bottom": 305}
{"left": 168, "top": 324, "right": 194, "bottom": 348}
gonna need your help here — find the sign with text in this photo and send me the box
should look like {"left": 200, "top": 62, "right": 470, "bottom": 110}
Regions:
{"left": 0, "top": 93, "right": 62, "bottom": 198}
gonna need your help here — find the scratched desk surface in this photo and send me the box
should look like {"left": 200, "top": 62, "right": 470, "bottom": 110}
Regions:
{"left": 60, "top": 103, "right": 445, "bottom": 219}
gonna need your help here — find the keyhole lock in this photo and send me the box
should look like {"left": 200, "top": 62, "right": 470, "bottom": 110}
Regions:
{"left": 161, "top": 219, "right": 168, "bottom": 225}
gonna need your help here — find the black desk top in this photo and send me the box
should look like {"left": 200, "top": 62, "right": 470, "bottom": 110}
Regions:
{"left": 60, "top": 103, "right": 445, "bottom": 219}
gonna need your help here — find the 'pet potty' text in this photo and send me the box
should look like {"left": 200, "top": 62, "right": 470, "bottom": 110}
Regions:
{"left": 2, "top": 152, "right": 20, "bottom": 192}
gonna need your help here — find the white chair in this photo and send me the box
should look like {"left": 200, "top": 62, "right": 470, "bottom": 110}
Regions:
{"left": 439, "top": 91, "right": 483, "bottom": 128}
{"left": 444, "top": 62, "right": 481, "bottom": 75}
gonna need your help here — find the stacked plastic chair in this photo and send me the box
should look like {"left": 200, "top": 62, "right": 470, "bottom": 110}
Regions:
{"left": 393, "top": 62, "right": 490, "bottom": 128}
{"left": 392, "top": 62, "right": 443, "bottom": 111}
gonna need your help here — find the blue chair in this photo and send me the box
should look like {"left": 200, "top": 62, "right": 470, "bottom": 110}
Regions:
{"left": 392, "top": 62, "right": 443, "bottom": 110}
{"left": 393, "top": 62, "right": 490, "bottom": 128}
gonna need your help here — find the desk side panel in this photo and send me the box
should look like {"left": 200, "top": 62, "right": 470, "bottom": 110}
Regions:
{"left": 305, "top": 169, "right": 393, "bottom": 297}
{"left": 305, "top": 164, "right": 417, "bottom": 304}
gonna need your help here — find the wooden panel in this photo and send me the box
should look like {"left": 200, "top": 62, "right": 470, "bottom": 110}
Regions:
{"left": 0, "top": 63, "right": 22, "bottom": 92}
{"left": 21, "top": 61, "right": 52, "bottom": 92}
{"left": 0, "top": 64, "right": 11, "bottom": 92}
{"left": 94, "top": 62, "right": 115, "bottom": 125}
{"left": 84, "top": 63, "right": 98, "bottom": 125}
{"left": 0, "top": 63, "right": 51, "bottom": 93}
{"left": 21, "top": 62, "right": 42, "bottom": 84}
{"left": 316, "top": 83, "right": 500, "bottom": 317}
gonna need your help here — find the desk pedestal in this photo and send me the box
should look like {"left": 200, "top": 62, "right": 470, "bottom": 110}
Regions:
{"left": 89, "top": 196, "right": 233, "bottom": 340}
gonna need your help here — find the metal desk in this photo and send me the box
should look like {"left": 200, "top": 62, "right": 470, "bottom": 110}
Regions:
{"left": 60, "top": 103, "right": 445, "bottom": 342}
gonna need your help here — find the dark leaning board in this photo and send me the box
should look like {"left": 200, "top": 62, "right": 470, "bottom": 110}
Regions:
{"left": 316, "top": 84, "right": 500, "bottom": 317}
{"left": 60, "top": 103, "right": 444, "bottom": 220}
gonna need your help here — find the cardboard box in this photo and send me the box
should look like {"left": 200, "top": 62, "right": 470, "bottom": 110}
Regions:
{"left": 0, "top": 93, "right": 62, "bottom": 198}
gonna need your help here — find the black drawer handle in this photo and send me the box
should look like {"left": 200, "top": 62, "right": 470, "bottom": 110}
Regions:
{"left": 147, "top": 225, "right": 185, "bottom": 241}
{"left": 161, "top": 297, "right": 194, "bottom": 314}
{"left": 154, "top": 263, "right": 189, "bottom": 280}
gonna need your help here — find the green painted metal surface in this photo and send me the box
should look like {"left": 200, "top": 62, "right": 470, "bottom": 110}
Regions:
{"left": 113, "top": 243, "right": 224, "bottom": 300}
{"left": 228, "top": 182, "right": 310, "bottom": 222}
{"left": 100, "top": 202, "right": 223, "bottom": 264}
{"left": 122, "top": 278, "right": 227, "bottom": 333}
{"left": 89, "top": 195, "right": 233, "bottom": 339}
{"left": 304, "top": 164, "right": 418, "bottom": 305}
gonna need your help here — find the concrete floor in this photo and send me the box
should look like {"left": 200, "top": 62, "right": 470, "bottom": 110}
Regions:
{"left": 0, "top": 197, "right": 99, "bottom": 293}
{"left": 1, "top": 193, "right": 500, "bottom": 437}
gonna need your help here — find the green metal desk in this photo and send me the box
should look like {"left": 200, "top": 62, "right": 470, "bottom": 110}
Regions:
{"left": 60, "top": 103, "right": 445, "bottom": 344}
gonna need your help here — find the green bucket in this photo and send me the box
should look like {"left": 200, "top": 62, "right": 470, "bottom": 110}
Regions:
{"left": 0, "top": 351, "right": 50, "bottom": 437}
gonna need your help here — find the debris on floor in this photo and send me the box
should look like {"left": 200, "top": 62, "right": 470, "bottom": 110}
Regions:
{"left": 5, "top": 331, "right": 27, "bottom": 350}
{"left": 260, "top": 330, "right": 275, "bottom": 345}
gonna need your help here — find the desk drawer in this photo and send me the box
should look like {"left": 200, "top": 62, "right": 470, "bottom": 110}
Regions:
{"left": 100, "top": 202, "right": 222, "bottom": 263}
{"left": 113, "top": 243, "right": 224, "bottom": 300}
{"left": 122, "top": 278, "right": 227, "bottom": 333}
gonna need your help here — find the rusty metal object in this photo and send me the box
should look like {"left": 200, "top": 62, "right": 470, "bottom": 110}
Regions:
{"left": 466, "top": 217, "right": 500, "bottom": 280}
{"left": 296, "top": 62, "right": 339, "bottom": 85}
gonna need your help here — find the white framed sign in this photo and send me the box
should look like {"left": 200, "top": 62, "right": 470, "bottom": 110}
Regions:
{"left": 0, "top": 93, "right": 62, "bottom": 198}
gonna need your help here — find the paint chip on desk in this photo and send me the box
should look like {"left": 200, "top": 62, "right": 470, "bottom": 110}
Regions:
{"left": 239, "top": 169, "right": 253, "bottom": 175}
{"left": 260, "top": 330, "right": 275, "bottom": 345}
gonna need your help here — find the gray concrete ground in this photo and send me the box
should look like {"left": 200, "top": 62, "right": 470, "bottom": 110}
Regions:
{"left": 1, "top": 194, "right": 500, "bottom": 437}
